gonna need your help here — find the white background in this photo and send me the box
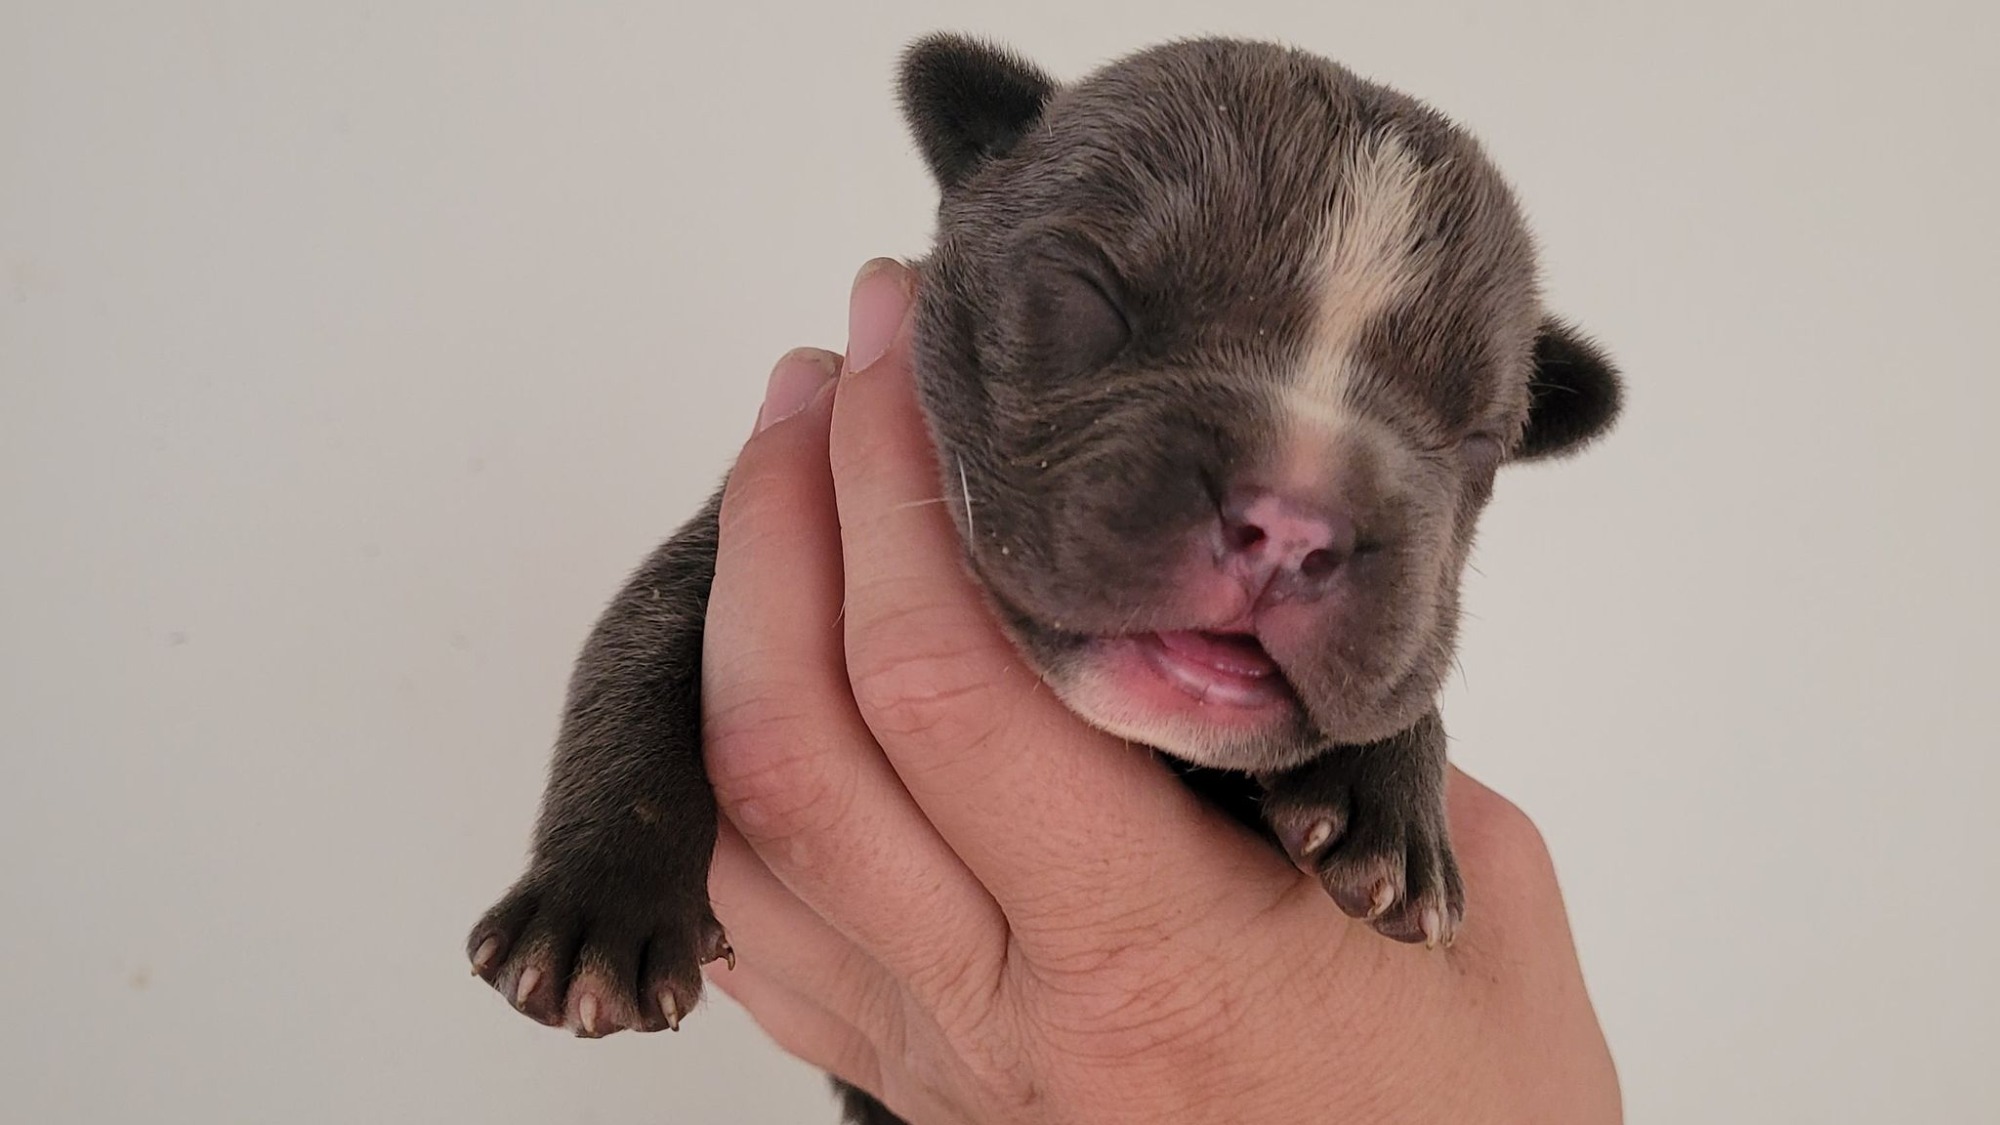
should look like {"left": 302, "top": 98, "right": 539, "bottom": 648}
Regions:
{"left": 2, "top": 2, "right": 1994, "bottom": 1122}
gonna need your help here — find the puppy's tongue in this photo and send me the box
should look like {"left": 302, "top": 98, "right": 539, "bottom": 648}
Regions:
{"left": 1153, "top": 630, "right": 1279, "bottom": 678}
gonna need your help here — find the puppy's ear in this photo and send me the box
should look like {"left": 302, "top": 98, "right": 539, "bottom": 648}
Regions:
{"left": 1517, "top": 318, "right": 1623, "bottom": 460}
{"left": 899, "top": 34, "right": 1055, "bottom": 191}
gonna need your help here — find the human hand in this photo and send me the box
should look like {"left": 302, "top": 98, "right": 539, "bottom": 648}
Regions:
{"left": 698, "top": 258, "right": 1621, "bottom": 1124}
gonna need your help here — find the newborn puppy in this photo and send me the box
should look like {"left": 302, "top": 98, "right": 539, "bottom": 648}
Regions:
{"left": 467, "top": 32, "right": 1621, "bottom": 1116}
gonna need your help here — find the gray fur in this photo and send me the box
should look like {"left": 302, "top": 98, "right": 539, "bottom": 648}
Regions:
{"left": 467, "top": 35, "right": 1621, "bottom": 1124}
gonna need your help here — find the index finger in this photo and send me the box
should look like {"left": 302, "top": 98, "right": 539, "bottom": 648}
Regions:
{"left": 827, "top": 266, "right": 1295, "bottom": 947}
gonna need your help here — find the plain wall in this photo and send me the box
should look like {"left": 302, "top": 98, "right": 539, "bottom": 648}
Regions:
{"left": 2, "top": 1, "right": 1994, "bottom": 1121}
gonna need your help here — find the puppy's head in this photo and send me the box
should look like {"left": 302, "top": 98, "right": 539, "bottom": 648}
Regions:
{"left": 901, "top": 36, "right": 1621, "bottom": 772}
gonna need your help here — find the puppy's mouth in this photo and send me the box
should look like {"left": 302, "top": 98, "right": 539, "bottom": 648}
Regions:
{"left": 988, "top": 584, "right": 1318, "bottom": 755}
{"left": 1069, "top": 626, "right": 1306, "bottom": 740}
{"left": 1134, "top": 630, "right": 1297, "bottom": 709}
{"left": 996, "top": 602, "right": 1328, "bottom": 767}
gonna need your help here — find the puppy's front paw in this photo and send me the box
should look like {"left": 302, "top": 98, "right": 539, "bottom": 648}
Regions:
{"left": 1265, "top": 776, "right": 1464, "bottom": 948}
{"left": 467, "top": 860, "right": 731, "bottom": 1037}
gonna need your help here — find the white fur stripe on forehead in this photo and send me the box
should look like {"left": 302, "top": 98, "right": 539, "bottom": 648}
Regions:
{"left": 1283, "top": 134, "right": 1432, "bottom": 432}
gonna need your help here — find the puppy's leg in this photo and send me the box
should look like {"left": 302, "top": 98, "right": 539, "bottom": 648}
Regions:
{"left": 1261, "top": 709, "right": 1465, "bottom": 947}
{"left": 467, "top": 487, "right": 731, "bottom": 1036}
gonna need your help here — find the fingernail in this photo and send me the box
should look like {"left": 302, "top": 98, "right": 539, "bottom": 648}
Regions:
{"left": 845, "top": 257, "right": 912, "bottom": 374}
{"left": 756, "top": 347, "right": 839, "bottom": 432}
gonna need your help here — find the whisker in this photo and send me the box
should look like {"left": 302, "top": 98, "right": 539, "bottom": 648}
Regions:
{"left": 1120, "top": 603, "right": 1145, "bottom": 636}
{"left": 957, "top": 457, "right": 976, "bottom": 541}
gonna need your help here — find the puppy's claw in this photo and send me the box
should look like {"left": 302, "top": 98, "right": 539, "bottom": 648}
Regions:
{"left": 1300, "top": 819, "right": 1335, "bottom": 856}
{"left": 471, "top": 935, "right": 500, "bottom": 975}
{"left": 1368, "top": 880, "right": 1397, "bottom": 918}
{"left": 697, "top": 918, "right": 734, "bottom": 970}
{"left": 1420, "top": 907, "right": 1442, "bottom": 949}
{"left": 577, "top": 993, "right": 600, "bottom": 1037}
{"left": 660, "top": 989, "right": 683, "bottom": 1032}
{"left": 1272, "top": 808, "right": 1347, "bottom": 872}
{"left": 514, "top": 966, "right": 542, "bottom": 1009}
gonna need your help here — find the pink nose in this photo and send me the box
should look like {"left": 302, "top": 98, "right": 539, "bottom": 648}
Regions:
{"left": 1218, "top": 490, "right": 1359, "bottom": 601}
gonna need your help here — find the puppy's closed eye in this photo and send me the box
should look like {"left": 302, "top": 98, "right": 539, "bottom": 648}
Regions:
{"left": 1001, "top": 234, "right": 1132, "bottom": 382}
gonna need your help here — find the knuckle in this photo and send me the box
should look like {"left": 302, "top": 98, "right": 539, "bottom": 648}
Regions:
{"left": 703, "top": 695, "right": 858, "bottom": 843}
{"left": 903, "top": 944, "right": 1004, "bottom": 1038}
{"left": 821, "top": 943, "right": 915, "bottom": 1051}
{"left": 1031, "top": 942, "right": 1238, "bottom": 1068}
{"left": 1019, "top": 894, "right": 1178, "bottom": 982}
{"left": 845, "top": 602, "right": 1010, "bottom": 750}
{"left": 891, "top": 987, "right": 1040, "bottom": 1120}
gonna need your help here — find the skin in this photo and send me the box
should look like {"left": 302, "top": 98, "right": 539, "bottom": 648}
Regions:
{"left": 696, "top": 260, "right": 1622, "bottom": 1125}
